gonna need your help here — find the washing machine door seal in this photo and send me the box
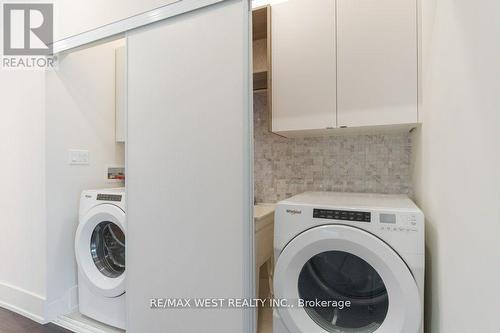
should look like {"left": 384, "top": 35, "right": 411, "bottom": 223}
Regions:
{"left": 274, "top": 225, "right": 421, "bottom": 333}
{"left": 76, "top": 204, "right": 126, "bottom": 298}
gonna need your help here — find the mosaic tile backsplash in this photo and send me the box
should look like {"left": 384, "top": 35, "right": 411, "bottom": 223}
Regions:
{"left": 253, "top": 92, "right": 413, "bottom": 203}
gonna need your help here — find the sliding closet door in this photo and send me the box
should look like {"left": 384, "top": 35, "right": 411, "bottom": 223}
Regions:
{"left": 126, "top": 1, "right": 252, "bottom": 333}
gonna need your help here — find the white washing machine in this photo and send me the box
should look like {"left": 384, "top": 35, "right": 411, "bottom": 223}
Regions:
{"left": 75, "top": 188, "right": 126, "bottom": 329}
{"left": 273, "top": 192, "right": 424, "bottom": 333}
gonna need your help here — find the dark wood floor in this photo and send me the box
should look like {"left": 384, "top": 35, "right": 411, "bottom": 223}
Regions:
{"left": 0, "top": 307, "right": 73, "bottom": 333}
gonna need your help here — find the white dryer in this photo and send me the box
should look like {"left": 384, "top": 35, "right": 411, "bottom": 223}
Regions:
{"left": 75, "top": 188, "right": 126, "bottom": 329}
{"left": 273, "top": 192, "right": 424, "bottom": 333}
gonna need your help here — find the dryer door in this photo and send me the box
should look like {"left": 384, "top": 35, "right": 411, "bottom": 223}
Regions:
{"left": 76, "top": 204, "right": 126, "bottom": 298}
{"left": 274, "top": 225, "right": 421, "bottom": 333}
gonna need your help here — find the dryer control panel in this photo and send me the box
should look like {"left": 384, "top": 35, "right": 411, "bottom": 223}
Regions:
{"left": 313, "top": 209, "right": 371, "bottom": 222}
{"left": 96, "top": 193, "right": 122, "bottom": 202}
{"left": 377, "top": 213, "right": 420, "bottom": 233}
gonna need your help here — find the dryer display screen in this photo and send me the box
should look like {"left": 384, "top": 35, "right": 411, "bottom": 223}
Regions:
{"left": 313, "top": 209, "right": 371, "bottom": 222}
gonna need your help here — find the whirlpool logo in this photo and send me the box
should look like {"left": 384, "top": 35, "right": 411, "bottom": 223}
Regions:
{"left": 286, "top": 209, "right": 302, "bottom": 215}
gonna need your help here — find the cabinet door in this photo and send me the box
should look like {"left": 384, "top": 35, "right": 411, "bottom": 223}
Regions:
{"left": 337, "top": 0, "right": 417, "bottom": 127}
{"left": 272, "top": 0, "right": 336, "bottom": 134}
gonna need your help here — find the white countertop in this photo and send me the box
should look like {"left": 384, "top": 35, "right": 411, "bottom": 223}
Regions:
{"left": 254, "top": 203, "right": 275, "bottom": 232}
{"left": 254, "top": 203, "right": 275, "bottom": 221}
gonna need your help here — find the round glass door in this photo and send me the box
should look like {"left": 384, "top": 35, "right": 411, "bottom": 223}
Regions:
{"left": 90, "top": 221, "right": 125, "bottom": 278}
{"left": 273, "top": 225, "right": 422, "bottom": 333}
{"left": 298, "top": 251, "right": 388, "bottom": 332}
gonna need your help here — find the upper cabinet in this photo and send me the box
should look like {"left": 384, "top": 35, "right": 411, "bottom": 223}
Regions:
{"left": 115, "top": 45, "right": 126, "bottom": 143}
{"left": 271, "top": 0, "right": 337, "bottom": 135}
{"left": 270, "top": 0, "right": 418, "bottom": 137}
{"left": 337, "top": 0, "right": 417, "bottom": 127}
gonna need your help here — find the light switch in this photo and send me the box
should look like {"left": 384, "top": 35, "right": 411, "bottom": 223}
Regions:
{"left": 69, "top": 149, "right": 89, "bottom": 165}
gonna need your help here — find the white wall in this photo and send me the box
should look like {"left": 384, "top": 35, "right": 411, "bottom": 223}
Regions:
{"left": 53, "top": 0, "right": 178, "bottom": 41}
{"left": 45, "top": 39, "right": 125, "bottom": 319}
{"left": 0, "top": 70, "right": 47, "bottom": 322}
{"left": 126, "top": 1, "right": 252, "bottom": 332}
{"left": 413, "top": 0, "right": 500, "bottom": 332}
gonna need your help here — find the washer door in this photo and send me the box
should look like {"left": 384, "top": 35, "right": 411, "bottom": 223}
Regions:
{"left": 75, "top": 204, "right": 126, "bottom": 298}
{"left": 274, "top": 225, "right": 421, "bottom": 333}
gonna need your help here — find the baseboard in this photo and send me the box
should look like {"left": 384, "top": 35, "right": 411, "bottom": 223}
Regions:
{"left": 0, "top": 280, "right": 46, "bottom": 324}
{"left": 54, "top": 312, "right": 124, "bottom": 333}
{"left": 54, "top": 315, "right": 99, "bottom": 333}
{"left": 45, "top": 285, "right": 78, "bottom": 321}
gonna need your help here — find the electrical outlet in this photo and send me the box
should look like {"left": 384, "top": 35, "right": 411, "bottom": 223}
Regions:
{"left": 68, "top": 149, "right": 89, "bottom": 165}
